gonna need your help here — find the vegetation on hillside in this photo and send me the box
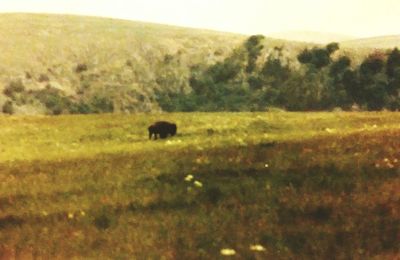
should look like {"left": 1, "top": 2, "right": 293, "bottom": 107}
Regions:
{"left": 0, "top": 13, "right": 249, "bottom": 114}
{"left": 157, "top": 37, "right": 400, "bottom": 112}
{"left": 0, "top": 14, "right": 367, "bottom": 114}
{"left": 0, "top": 112, "right": 399, "bottom": 258}
{"left": 0, "top": 14, "right": 399, "bottom": 114}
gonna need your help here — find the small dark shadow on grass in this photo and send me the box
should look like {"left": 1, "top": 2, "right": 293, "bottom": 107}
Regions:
{"left": 258, "top": 141, "right": 277, "bottom": 148}
{"left": 277, "top": 204, "right": 333, "bottom": 225}
{"left": 127, "top": 199, "right": 195, "bottom": 213}
{"left": 0, "top": 215, "right": 24, "bottom": 229}
{"left": 305, "top": 205, "right": 333, "bottom": 223}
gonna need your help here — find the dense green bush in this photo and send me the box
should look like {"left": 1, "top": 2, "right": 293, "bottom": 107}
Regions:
{"left": 89, "top": 95, "right": 114, "bottom": 113}
{"left": 34, "top": 86, "right": 72, "bottom": 115}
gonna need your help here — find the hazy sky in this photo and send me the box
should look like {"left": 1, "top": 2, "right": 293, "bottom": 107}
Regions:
{"left": 0, "top": 0, "right": 399, "bottom": 38}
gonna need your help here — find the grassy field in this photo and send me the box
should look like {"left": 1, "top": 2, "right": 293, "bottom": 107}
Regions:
{"left": 0, "top": 112, "right": 400, "bottom": 259}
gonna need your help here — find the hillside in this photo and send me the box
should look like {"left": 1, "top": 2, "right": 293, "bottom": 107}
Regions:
{"left": 0, "top": 13, "right": 245, "bottom": 113}
{"left": 269, "top": 30, "right": 356, "bottom": 44}
{"left": 0, "top": 13, "right": 309, "bottom": 114}
{"left": 0, "top": 13, "right": 396, "bottom": 115}
{"left": 341, "top": 35, "right": 400, "bottom": 49}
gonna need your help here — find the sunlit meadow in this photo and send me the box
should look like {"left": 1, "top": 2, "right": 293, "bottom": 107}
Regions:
{"left": 0, "top": 112, "right": 399, "bottom": 258}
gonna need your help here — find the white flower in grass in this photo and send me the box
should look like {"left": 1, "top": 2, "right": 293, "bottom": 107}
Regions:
{"left": 194, "top": 180, "right": 203, "bottom": 188}
{"left": 68, "top": 212, "right": 74, "bottom": 219}
{"left": 250, "top": 244, "right": 266, "bottom": 251}
{"left": 184, "top": 174, "right": 194, "bottom": 182}
{"left": 264, "top": 163, "right": 269, "bottom": 168}
{"left": 325, "top": 128, "right": 335, "bottom": 133}
{"left": 220, "top": 248, "right": 236, "bottom": 256}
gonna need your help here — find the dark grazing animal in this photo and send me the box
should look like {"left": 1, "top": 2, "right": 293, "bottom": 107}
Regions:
{"left": 148, "top": 121, "right": 177, "bottom": 140}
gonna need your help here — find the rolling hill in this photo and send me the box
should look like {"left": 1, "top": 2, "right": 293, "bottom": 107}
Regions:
{"left": 0, "top": 13, "right": 394, "bottom": 115}
{"left": 0, "top": 13, "right": 317, "bottom": 114}
{"left": 341, "top": 35, "right": 400, "bottom": 49}
{"left": 0, "top": 13, "right": 248, "bottom": 113}
{"left": 268, "top": 30, "right": 356, "bottom": 44}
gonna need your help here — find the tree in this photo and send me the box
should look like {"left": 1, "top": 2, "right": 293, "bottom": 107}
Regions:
{"left": 360, "top": 56, "right": 384, "bottom": 77}
{"left": 297, "top": 48, "right": 313, "bottom": 64}
{"left": 322, "top": 56, "right": 353, "bottom": 109}
{"left": 326, "top": 42, "right": 339, "bottom": 55}
{"left": 387, "top": 48, "right": 400, "bottom": 77}
{"left": 343, "top": 69, "right": 362, "bottom": 103}
{"left": 386, "top": 48, "right": 400, "bottom": 96}
{"left": 297, "top": 43, "right": 339, "bottom": 69}
{"left": 329, "top": 56, "right": 351, "bottom": 78}
{"left": 261, "top": 56, "right": 291, "bottom": 83}
{"left": 244, "top": 35, "right": 265, "bottom": 73}
{"left": 312, "top": 48, "right": 331, "bottom": 69}
{"left": 2, "top": 101, "right": 14, "bottom": 114}
{"left": 364, "top": 74, "right": 388, "bottom": 110}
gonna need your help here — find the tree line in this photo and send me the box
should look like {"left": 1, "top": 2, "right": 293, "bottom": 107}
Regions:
{"left": 156, "top": 35, "right": 400, "bottom": 111}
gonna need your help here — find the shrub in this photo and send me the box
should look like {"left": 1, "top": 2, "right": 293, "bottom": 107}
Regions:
{"left": 90, "top": 95, "right": 114, "bottom": 113}
{"left": 25, "top": 72, "right": 32, "bottom": 79}
{"left": 126, "top": 60, "right": 133, "bottom": 67}
{"left": 38, "top": 74, "right": 50, "bottom": 82}
{"left": 2, "top": 101, "right": 14, "bottom": 114}
{"left": 34, "top": 87, "right": 71, "bottom": 115}
{"left": 69, "top": 101, "right": 92, "bottom": 114}
{"left": 3, "top": 79, "right": 25, "bottom": 97}
{"left": 93, "top": 206, "right": 115, "bottom": 230}
{"left": 75, "top": 63, "right": 88, "bottom": 73}
{"left": 204, "top": 186, "right": 223, "bottom": 204}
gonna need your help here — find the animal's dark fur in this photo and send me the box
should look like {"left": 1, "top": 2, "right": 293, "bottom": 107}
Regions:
{"left": 148, "top": 121, "right": 177, "bottom": 140}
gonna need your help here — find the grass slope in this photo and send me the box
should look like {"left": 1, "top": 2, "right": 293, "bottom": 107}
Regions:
{"left": 342, "top": 35, "right": 400, "bottom": 49}
{"left": 0, "top": 13, "right": 329, "bottom": 114}
{"left": 0, "top": 13, "right": 248, "bottom": 113}
{"left": 0, "top": 13, "right": 397, "bottom": 116}
{"left": 269, "top": 30, "right": 356, "bottom": 44}
{"left": 0, "top": 112, "right": 399, "bottom": 258}
{"left": 0, "top": 13, "right": 304, "bottom": 114}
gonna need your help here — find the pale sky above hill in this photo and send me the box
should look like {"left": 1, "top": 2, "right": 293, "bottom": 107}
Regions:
{"left": 0, "top": 0, "right": 399, "bottom": 38}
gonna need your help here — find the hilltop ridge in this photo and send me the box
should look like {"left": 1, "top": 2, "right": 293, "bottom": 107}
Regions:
{"left": 341, "top": 35, "right": 400, "bottom": 49}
